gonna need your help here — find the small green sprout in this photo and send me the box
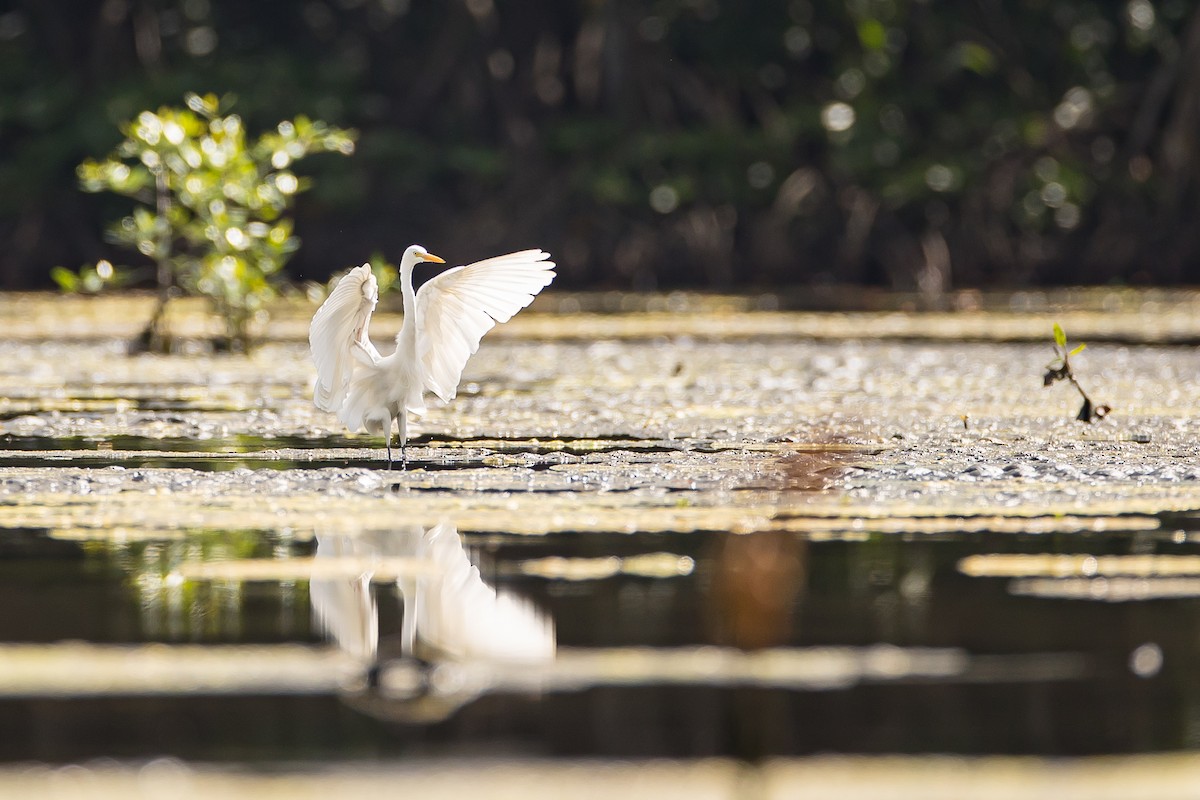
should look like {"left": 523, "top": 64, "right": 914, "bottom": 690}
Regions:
{"left": 1043, "top": 323, "right": 1110, "bottom": 422}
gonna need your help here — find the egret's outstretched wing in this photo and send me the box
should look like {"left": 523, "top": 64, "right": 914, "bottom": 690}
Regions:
{"left": 308, "top": 264, "right": 381, "bottom": 412}
{"left": 413, "top": 249, "right": 555, "bottom": 403}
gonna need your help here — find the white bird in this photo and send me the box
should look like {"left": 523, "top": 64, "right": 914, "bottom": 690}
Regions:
{"left": 308, "top": 245, "right": 555, "bottom": 467}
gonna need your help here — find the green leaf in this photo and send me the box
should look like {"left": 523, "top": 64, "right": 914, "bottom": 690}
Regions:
{"left": 50, "top": 266, "right": 79, "bottom": 293}
{"left": 857, "top": 19, "right": 887, "bottom": 52}
{"left": 185, "top": 92, "right": 220, "bottom": 117}
{"left": 1069, "top": 343, "right": 1087, "bottom": 356}
{"left": 1052, "top": 323, "right": 1067, "bottom": 349}
{"left": 955, "top": 42, "right": 997, "bottom": 75}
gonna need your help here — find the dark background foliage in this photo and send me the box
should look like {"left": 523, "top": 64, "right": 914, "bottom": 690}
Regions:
{"left": 3, "top": 0, "right": 1200, "bottom": 291}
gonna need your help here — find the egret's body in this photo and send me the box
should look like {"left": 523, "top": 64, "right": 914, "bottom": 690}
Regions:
{"left": 309, "top": 245, "right": 555, "bottom": 467}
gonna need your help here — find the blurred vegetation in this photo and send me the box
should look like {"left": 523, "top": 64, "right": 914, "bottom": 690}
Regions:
{"left": 76, "top": 93, "right": 354, "bottom": 350}
{"left": 2, "top": 0, "right": 1199, "bottom": 295}
{"left": 50, "top": 258, "right": 140, "bottom": 295}
{"left": 91, "top": 528, "right": 308, "bottom": 642}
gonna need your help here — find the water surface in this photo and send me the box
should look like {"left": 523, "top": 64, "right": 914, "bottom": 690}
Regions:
{"left": 2, "top": 303, "right": 1200, "bottom": 775}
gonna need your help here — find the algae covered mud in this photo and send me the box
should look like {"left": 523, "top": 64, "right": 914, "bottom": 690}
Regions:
{"left": 3, "top": 292, "right": 1200, "bottom": 787}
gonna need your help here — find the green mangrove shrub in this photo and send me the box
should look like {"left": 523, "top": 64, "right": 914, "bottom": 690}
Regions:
{"left": 78, "top": 92, "right": 355, "bottom": 351}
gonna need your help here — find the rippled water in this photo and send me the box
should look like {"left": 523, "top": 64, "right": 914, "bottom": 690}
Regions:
{"left": 2, "top": 299, "right": 1200, "bottom": 778}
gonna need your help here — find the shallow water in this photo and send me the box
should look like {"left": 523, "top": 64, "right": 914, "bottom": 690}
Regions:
{"left": 2, "top": 520, "right": 1198, "bottom": 760}
{"left": 3, "top": 297, "right": 1200, "bottom": 780}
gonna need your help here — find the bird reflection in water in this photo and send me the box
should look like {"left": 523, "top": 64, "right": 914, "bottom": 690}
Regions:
{"left": 310, "top": 523, "right": 555, "bottom": 666}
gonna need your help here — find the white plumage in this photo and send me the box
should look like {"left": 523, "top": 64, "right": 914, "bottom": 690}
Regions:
{"left": 308, "top": 245, "right": 555, "bottom": 466}
{"left": 310, "top": 525, "right": 556, "bottom": 663}
{"left": 308, "top": 534, "right": 379, "bottom": 661}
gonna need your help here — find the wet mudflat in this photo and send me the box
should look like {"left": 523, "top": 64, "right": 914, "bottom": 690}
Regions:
{"left": 3, "top": 292, "right": 1200, "bottom": 795}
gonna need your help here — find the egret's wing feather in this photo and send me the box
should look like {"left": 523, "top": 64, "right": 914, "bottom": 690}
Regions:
{"left": 414, "top": 250, "right": 555, "bottom": 403}
{"left": 308, "top": 264, "right": 381, "bottom": 412}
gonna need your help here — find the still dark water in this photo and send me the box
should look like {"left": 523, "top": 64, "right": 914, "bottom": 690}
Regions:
{"left": 1, "top": 518, "right": 1196, "bottom": 762}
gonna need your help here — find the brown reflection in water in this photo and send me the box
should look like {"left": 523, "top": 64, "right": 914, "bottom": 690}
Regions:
{"left": 704, "top": 530, "right": 808, "bottom": 758}
{"left": 778, "top": 439, "right": 868, "bottom": 492}
{"left": 710, "top": 435, "right": 844, "bottom": 647}
{"left": 706, "top": 531, "right": 807, "bottom": 651}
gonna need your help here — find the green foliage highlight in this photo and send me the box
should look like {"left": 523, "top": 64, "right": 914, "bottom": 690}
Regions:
{"left": 50, "top": 260, "right": 140, "bottom": 295}
{"left": 77, "top": 93, "right": 355, "bottom": 351}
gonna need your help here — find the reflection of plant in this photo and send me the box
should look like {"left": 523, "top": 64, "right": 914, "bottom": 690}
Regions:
{"left": 78, "top": 93, "right": 355, "bottom": 351}
{"left": 1044, "top": 323, "right": 1110, "bottom": 422}
{"left": 112, "top": 529, "right": 307, "bottom": 641}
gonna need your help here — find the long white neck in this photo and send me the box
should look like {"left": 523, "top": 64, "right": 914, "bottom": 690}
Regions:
{"left": 400, "top": 262, "right": 417, "bottom": 317}
{"left": 397, "top": 257, "right": 419, "bottom": 355}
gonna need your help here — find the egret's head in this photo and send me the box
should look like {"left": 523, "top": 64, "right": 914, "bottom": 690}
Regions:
{"left": 403, "top": 244, "right": 446, "bottom": 269}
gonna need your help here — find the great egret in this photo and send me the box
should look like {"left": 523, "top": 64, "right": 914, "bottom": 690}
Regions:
{"left": 309, "top": 245, "right": 555, "bottom": 467}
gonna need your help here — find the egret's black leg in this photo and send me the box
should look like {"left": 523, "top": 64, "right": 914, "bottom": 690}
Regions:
{"left": 399, "top": 411, "right": 409, "bottom": 470}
